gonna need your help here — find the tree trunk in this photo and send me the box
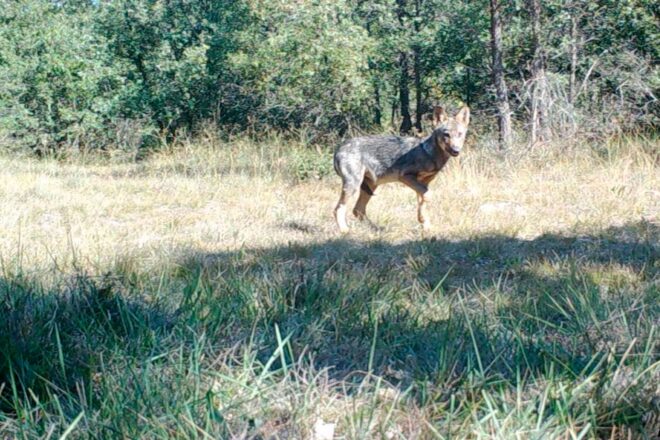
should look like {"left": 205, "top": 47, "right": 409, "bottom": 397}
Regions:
{"left": 365, "top": 19, "right": 382, "bottom": 126}
{"left": 489, "top": 0, "right": 512, "bottom": 149}
{"left": 397, "top": 0, "right": 413, "bottom": 135}
{"left": 399, "top": 53, "right": 413, "bottom": 135}
{"left": 465, "top": 67, "right": 472, "bottom": 107}
{"left": 373, "top": 81, "right": 382, "bottom": 126}
{"left": 413, "top": 49, "right": 423, "bottom": 133}
{"left": 391, "top": 99, "right": 398, "bottom": 128}
{"left": 413, "top": 0, "right": 423, "bottom": 133}
{"left": 568, "top": 4, "right": 580, "bottom": 135}
{"left": 529, "top": 0, "right": 549, "bottom": 144}
{"left": 569, "top": 11, "right": 578, "bottom": 104}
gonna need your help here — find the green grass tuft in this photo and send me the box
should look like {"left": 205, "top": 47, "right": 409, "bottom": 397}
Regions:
{"left": 0, "top": 137, "right": 658, "bottom": 438}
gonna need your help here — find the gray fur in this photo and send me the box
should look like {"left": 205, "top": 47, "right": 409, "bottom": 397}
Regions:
{"left": 334, "top": 134, "right": 449, "bottom": 191}
{"left": 332, "top": 106, "right": 470, "bottom": 232}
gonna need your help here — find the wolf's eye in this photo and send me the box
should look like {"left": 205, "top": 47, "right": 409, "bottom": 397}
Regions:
{"left": 443, "top": 132, "right": 450, "bottom": 138}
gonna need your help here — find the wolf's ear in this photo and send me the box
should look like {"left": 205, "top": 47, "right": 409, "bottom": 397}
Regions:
{"left": 432, "top": 106, "right": 448, "bottom": 126}
{"left": 456, "top": 106, "right": 470, "bottom": 126}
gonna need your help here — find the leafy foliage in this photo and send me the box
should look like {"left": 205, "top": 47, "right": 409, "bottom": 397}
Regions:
{"left": 229, "top": 0, "right": 373, "bottom": 133}
{"left": 0, "top": 1, "right": 126, "bottom": 152}
{"left": 0, "top": 0, "right": 657, "bottom": 153}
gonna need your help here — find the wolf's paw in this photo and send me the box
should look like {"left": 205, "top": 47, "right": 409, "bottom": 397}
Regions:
{"left": 352, "top": 209, "right": 366, "bottom": 220}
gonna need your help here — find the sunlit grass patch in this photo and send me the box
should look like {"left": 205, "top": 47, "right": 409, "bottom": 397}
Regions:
{"left": 0, "top": 137, "right": 658, "bottom": 438}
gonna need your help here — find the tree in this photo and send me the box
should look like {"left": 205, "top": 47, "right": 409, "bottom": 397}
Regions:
{"left": 97, "top": 0, "right": 248, "bottom": 137}
{"left": 0, "top": 0, "right": 127, "bottom": 153}
{"left": 489, "top": 0, "right": 512, "bottom": 148}
{"left": 412, "top": 0, "right": 424, "bottom": 133}
{"left": 228, "top": 0, "right": 373, "bottom": 134}
{"left": 1, "top": 0, "right": 658, "bottom": 154}
{"left": 528, "top": 0, "right": 549, "bottom": 144}
{"left": 396, "top": 0, "right": 414, "bottom": 135}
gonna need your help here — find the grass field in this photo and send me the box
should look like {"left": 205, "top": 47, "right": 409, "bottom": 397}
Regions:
{"left": 0, "top": 134, "right": 658, "bottom": 439}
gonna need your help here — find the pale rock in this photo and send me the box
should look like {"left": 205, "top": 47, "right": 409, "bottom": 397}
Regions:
{"left": 311, "top": 418, "right": 335, "bottom": 440}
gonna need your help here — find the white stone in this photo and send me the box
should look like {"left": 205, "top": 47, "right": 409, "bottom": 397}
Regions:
{"left": 311, "top": 418, "right": 335, "bottom": 440}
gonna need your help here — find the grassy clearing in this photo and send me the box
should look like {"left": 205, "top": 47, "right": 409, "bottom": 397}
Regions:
{"left": 0, "top": 134, "right": 658, "bottom": 439}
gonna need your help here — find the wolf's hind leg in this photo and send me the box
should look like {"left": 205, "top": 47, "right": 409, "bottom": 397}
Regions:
{"left": 334, "top": 154, "right": 364, "bottom": 232}
{"left": 352, "top": 191, "right": 370, "bottom": 220}
{"left": 334, "top": 155, "right": 363, "bottom": 232}
{"left": 335, "top": 186, "right": 359, "bottom": 233}
{"left": 353, "top": 178, "right": 375, "bottom": 220}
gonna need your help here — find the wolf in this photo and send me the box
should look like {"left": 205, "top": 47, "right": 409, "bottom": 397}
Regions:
{"left": 333, "top": 106, "right": 470, "bottom": 232}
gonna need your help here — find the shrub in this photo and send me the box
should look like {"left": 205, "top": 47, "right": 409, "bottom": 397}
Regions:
{"left": 0, "top": 1, "right": 134, "bottom": 153}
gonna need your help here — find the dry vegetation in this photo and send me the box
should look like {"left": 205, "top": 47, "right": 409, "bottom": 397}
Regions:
{"left": 0, "top": 134, "right": 658, "bottom": 439}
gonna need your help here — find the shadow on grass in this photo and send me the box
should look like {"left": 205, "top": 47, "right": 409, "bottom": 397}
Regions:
{"left": 1, "top": 220, "right": 657, "bottom": 429}
{"left": 174, "top": 219, "right": 657, "bottom": 378}
{"left": 0, "top": 273, "right": 176, "bottom": 415}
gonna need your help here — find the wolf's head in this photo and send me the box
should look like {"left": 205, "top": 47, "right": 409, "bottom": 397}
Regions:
{"left": 431, "top": 106, "right": 470, "bottom": 157}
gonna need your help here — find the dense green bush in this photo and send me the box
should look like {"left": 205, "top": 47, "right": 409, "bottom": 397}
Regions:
{"left": 96, "top": 0, "right": 249, "bottom": 133}
{"left": 228, "top": 0, "right": 374, "bottom": 134}
{"left": 289, "top": 146, "right": 335, "bottom": 182}
{"left": 0, "top": 1, "right": 130, "bottom": 153}
{"left": 0, "top": 0, "right": 657, "bottom": 154}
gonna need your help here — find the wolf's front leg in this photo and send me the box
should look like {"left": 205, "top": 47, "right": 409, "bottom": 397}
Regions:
{"left": 353, "top": 189, "right": 371, "bottom": 220}
{"left": 400, "top": 174, "right": 432, "bottom": 230}
{"left": 417, "top": 192, "right": 432, "bottom": 230}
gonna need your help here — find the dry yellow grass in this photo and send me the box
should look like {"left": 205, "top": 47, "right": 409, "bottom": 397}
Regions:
{"left": 0, "top": 135, "right": 658, "bottom": 438}
{"left": 1, "top": 136, "right": 656, "bottom": 274}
